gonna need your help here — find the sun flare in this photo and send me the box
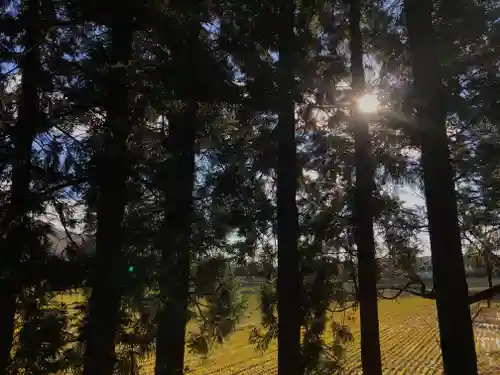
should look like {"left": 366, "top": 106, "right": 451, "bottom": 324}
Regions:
{"left": 357, "top": 93, "right": 379, "bottom": 113}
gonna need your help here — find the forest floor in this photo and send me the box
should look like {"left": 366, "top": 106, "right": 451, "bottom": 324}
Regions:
{"left": 138, "top": 297, "right": 500, "bottom": 375}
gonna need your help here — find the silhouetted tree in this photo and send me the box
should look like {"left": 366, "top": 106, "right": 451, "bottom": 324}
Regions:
{"left": 347, "top": 0, "right": 382, "bottom": 373}
{"left": 403, "top": 0, "right": 477, "bottom": 373}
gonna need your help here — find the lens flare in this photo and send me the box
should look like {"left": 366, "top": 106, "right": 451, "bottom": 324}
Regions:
{"left": 357, "top": 93, "right": 379, "bottom": 113}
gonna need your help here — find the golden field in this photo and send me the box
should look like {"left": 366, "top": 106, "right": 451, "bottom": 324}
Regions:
{"left": 137, "top": 297, "right": 500, "bottom": 375}
{"left": 53, "top": 293, "right": 500, "bottom": 374}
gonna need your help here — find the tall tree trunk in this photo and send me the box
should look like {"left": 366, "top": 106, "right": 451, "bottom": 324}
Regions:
{"left": 347, "top": 1, "right": 383, "bottom": 374}
{"left": 276, "top": 0, "right": 302, "bottom": 374}
{"left": 403, "top": 1, "right": 478, "bottom": 374}
{"left": 0, "top": 0, "right": 41, "bottom": 372}
{"left": 485, "top": 251, "right": 493, "bottom": 308}
{"left": 155, "top": 103, "right": 197, "bottom": 375}
{"left": 83, "top": 8, "right": 133, "bottom": 375}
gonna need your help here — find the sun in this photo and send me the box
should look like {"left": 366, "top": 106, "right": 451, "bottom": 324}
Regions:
{"left": 357, "top": 93, "right": 379, "bottom": 113}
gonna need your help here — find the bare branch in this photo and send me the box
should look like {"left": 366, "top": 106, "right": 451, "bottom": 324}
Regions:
{"left": 471, "top": 305, "right": 483, "bottom": 323}
{"left": 328, "top": 301, "right": 357, "bottom": 313}
{"left": 52, "top": 197, "right": 81, "bottom": 250}
{"left": 378, "top": 278, "right": 434, "bottom": 300}
{"left": 379, "top": 280, "right": 500, "bottom": 306}
{"left": 468, "top": 284, "right": 500, "bottom": 305}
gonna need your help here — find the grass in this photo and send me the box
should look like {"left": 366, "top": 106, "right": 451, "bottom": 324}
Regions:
{"left": 137, "top": 297, "right": 500, "bottom": 375}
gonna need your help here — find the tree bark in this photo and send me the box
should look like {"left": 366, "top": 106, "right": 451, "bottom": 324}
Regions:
{"left": 0, "top": 0, "right": 41, "bottom": 372}
{"left": 83, "top": 8, "right": 133, "bottom": 375}
{"left": 485, "top": 251, "right": 493, "bottom": 308}
{"left": 403, "top": 1, "right": 478, "bottom": 374}
{"left": 347, "top": 1, "right": 383, "bottom": 374}
{"left": 155, "top": 103, "right": 197, "bottom": 375}
{"left": 276, "top": 0, "right": 302, "bottom": 374}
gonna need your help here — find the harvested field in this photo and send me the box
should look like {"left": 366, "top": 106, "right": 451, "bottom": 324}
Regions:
{"left": 54, "top": 293, "right": 500, "bottom": 374}
{"left": 137, "top": 298, "right": 500, "bottom": 374}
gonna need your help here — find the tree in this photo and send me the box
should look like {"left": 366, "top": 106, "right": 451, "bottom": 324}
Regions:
{"left": 82, "top": 2, "right": 134, "bottom": 373}
{"left": 151, "top": 1, "right": 250, "bottom": 371}
{"left": 276, "top": 0, "right": 303, "bottom": 373}
{"left": 463, "top": 227, "right": 500, "bottom": 307}
{"left": 403, "top": 0, "right": 477, "bottom": 373}
{"left": 7, "top": 0, "right": 500, "bottom": 373}
{"left": 155, "top": 100, "right": 198, "bottom": 375}
{"left": 347, "top": 0, "right": 382, "bottom": 373}
{"left": 10, "top": 290, "right": 71, "bottom": 375}
{"left": 0, "top": 0, "right": 43, "bottom": 371}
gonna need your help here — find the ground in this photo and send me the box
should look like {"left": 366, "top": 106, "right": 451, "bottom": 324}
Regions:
{"left": 54, "top": 282, "right": 500, "bottom": 374}
{"left": 134, "top": 297, "right": 500, "bottom": 375}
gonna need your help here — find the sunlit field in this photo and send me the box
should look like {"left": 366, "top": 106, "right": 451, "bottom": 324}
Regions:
{"left": 134, "top": 297, "right": 500, "bottom": 375}
{"left": 53, "top": 289, "right": 500, "bottom": 374}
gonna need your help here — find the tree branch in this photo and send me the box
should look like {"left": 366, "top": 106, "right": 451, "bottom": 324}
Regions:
{"left": 379, "top": 281, "right": 500, "bottom": 305}
{"left": 36, "top": 177, "right": 87, "bottom": 200}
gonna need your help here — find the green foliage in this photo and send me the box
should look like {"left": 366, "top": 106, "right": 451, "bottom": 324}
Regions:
{"left": 10, "top": 292, "right": 72, "bottom": 375}
{"left": 249, "top": 259, "right": 354, "bottom": 374}
{"left": 188, "top": 257, "right": 247, "bottom": 356}
{"left": 249, "top": 280, "right": 278, "bottom": 351}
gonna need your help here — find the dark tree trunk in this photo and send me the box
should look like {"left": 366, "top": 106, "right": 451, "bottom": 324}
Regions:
{"left": 155, "top": 103, "right": 197, "bottom": 375}
{"left": 83, "top": 9, "right": 133, "bottom": 375}
{"left": 0, "top": 289, "right": 17, "bottom": 374}
{"left": 403, "top": 1, "right": 478, "bottom": 374}
{"left": 347, "top": 1, "right": 383, "bottom": 374}
{"left": 276, "top": 0, "right": 302, "bottom": 374}
{"left": 0, "top": 0, "right": 41, "bottom": 372}
{"left": 485, "top": 252, "right": 493, "bottom": 308}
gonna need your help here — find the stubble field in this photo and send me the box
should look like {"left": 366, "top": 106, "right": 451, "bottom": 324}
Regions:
{"left": 138, "top": 297, "right": 500, "bottom": 375}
